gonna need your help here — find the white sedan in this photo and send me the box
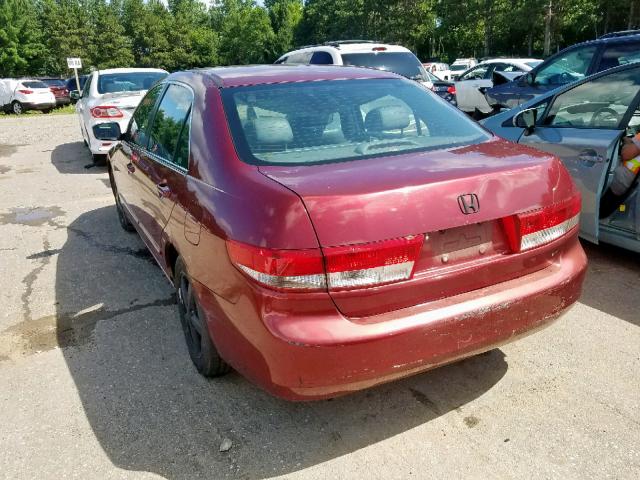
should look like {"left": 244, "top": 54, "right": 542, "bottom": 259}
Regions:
{"left": 454, "top": 58, "right": 541, "bottom": 115}
{"left": 74, "top": 68, "right": 168, "bottom": 162}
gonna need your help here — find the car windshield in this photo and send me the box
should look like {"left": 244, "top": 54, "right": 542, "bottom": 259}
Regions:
{"left": 97, "top": 72, "right": 167, "bottom": 94}
{"left": 22, "top": 81, "right": 48, "bottom": 89}
{"left": 450, "top": 64, "right": 468, "bottom": 71}
{"left": 341, "top": 52, "right": 428, "bottom": 81}
{"left": 222, "top": 78, "right": 490, "bottom": 166}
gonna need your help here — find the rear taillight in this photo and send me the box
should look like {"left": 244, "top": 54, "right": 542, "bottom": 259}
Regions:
{"left": 227, "top": 235, "right": 424, "bottom": 291}
{"left": 91, "top": 106, "right": 123, "bottom": 118}
{"left": 226, "top": 242, "right": 326, "bottom": 290}
{"left": 324, "top": 235, "right": 424, "bottom": 289}
{"left": 501, "top": 193, "right": 581, "bottom": 252}
{"left": 17, "top": 89, "right": 33, "bottom": 94}
{"left": 447, "top": 85, "right": 456, "bottom": 95}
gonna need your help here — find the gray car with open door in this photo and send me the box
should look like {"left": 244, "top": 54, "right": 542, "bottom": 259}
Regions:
{"left": 482, "top": 63, "right": 640, "bottom": 253}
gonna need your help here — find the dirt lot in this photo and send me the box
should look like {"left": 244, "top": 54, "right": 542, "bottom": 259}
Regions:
{"left": 0, "top": 114, "right": 639, "bottom": 480}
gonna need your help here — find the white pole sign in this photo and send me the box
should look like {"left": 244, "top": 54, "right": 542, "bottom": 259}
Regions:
{"left": 66, "top": 57, "right": 82, "bottom": 93}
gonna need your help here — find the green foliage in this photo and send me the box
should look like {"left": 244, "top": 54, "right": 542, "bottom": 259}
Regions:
{"left": 1, "top": 0, "right": 639, "bottom": 76}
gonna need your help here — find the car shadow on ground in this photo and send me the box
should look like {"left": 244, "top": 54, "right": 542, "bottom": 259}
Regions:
{"left": 55, "top": 206, "right": 508, "bottom": 480}
{"left": 51, "top": 141, "right": 103, "bottom": 174}
{"left": 580, "top": 241, "right": 640, "bottom": 327}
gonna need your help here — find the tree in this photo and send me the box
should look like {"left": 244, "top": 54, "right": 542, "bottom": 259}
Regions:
{"left": 0, "top": 0, "right": 47, "bottom": 76}
{"left": 89, "top": 0, "right": 134, "bottom": 69}
{"left": 216, "top": 0, "right": 275, "bottom": 64}
{"left": 266, "top": 0, "right": 302, "bottom": 57}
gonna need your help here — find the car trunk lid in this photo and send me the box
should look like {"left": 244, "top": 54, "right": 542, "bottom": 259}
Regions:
{"left": 259, "top": 138, "right": 577, "bottom": 318}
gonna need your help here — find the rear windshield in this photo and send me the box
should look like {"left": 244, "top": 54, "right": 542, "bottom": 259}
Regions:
{"left": 21, "top": 81, "right": 48, "bottom": 89}
{"left": 97, "top": 72, "right": 167, "bottom": 94}
{"left": 222, "top": 78, "right": 490, "bottom": 166}
{"left": 341, "top": 52, "right": 428, "bottom": 81}
{"left": 450, "top": 64, "right": 468, "bottom": 71}
{"left": 41, "top": 79, "right": 65, "bottom": 87}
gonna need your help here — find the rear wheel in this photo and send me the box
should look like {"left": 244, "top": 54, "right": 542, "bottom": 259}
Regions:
{"left": 175, "top": 257, "right": 230, "bottom": 377}
{"left": 42, "top": 109, "right": 51, "bottom": 114}
{"left": 11, "top": 101, "right": 23, "bottom": 115}
{"left": 92, "top": 153, "right": 107, "bottom": 166}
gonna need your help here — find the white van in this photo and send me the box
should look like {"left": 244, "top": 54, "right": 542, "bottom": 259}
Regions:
{"left": 0, "top": 79, "right": 56, "bottom": 114}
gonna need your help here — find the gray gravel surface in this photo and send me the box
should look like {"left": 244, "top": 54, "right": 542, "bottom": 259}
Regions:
{"left": 0, "top": 114, "right": 639, "bottom": 480}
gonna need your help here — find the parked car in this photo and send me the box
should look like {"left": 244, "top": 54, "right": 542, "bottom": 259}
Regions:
{"left": 423, "top": 61, "right": 450, "bottom": 79}
{"left": 441, "top": 58, "right": 478, "bottom": 81}
{"left": 422, "top": 69, "right": 457, "bottom": 104}
{"left": 481, "top": 62, "right": 640, "bottom": 253}
{"left": 40, "top": 78, "right": 71, "bottom": 107}
{"left": 0, "top": 79, "right": 56, "bottom": 114}
{"left": 66, "top": 75, "right": 88, "bottom": 103}
{"left": 276, "top": 40, "right": 438, "bottom": 88}
{"left": 93, "top": 65, "right": 586, "bottom": 400}
{"left": 74, "top": 67, "right": 168, "bottom": 163}
{"left": 455, "top": 58, "right": 541, "bottom": 115}
{"left": 485, "top": 31, "right": 640, "bottom": 110}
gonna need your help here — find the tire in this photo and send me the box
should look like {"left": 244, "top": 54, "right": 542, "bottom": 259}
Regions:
{"left": 11, "top": 101, "right": 23, "bottom": 115}
{"left": 175, "top": 257, "right": 230, "bottom": 377}
{"left": 92, "top": 153, "right": 107, "bottom": 166}
{"left": 42, "top": 109, "right": 51, "bottom": 114}
{"left": 108, "top": 166, "right": 135, "bottom": 232}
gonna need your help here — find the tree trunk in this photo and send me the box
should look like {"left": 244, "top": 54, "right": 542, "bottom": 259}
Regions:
{"left": 484, "top": 0, "right": 493, "bottom": 58}
{"left": 544, "top": 0, "right": 553, "bottom": 57}
{"left": 527, "top": 31, "right": 533, "bottom": 57}
{"left": 629, "top": 1, "right": 636, "bottom": 30}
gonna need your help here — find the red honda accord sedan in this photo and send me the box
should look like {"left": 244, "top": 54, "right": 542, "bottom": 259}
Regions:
{"left": 94, "top": 65, "right": 587, "bottom": 400}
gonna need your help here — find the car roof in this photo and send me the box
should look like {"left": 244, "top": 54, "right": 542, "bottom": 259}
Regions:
{"left": 173, "top": 65, "right": 401, "bottom": 88}
{"left": 95, "top": 68, "right": 168, "bottom": 75}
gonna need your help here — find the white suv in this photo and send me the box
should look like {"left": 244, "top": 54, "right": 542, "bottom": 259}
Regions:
{"left": 276, "top": 41, "right": 431, "bottom": 85}
{"left": 0, "top": 79, "right": 56, "bottom": 114}
{"left": 74, "top": 67, "right": 168, "bottom": 162}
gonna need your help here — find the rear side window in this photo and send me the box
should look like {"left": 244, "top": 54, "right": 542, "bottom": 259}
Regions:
{"left": 148, "top": 84, "right": 193, "bottom": 169}
{"left": 129, "top": 84, "right": 164, "bottom": 148}
{"left": 310, "top": 51, "right": 334, "bottom": 65}
{"left": 535, "top": 46, "right": 598, "bottom": 86}
{"left": 222, "top": 78, "right": 490, "bottom": 166}
{"left": 599, "top": 42, "right": 640, "bottom": 71}
{"left": 285, "top": 51, "right": 312, "bottom": 64}
{"left": 459, "top": 64, "right": 491, "bottom": 80}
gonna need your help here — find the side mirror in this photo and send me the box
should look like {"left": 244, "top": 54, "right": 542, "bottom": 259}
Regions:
{"left": 92, "top": 122, "right": 122, "bottom": 141}
{"left": 524, "top": 72, "right": 535, "bottom": 86}
{"left": 513, "top": 108, "right": 537, "bottom": 134}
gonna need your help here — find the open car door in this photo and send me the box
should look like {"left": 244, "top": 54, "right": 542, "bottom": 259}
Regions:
{"left": 517, "top": 65, "right": 640, "bottom": 244}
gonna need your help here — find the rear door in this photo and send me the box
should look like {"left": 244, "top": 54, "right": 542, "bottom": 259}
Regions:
{"left": 519, "top": 65, "right": 640, "bottom": 243}
{"left": 132, "top": 82, "right": 193, "bottom": 258}
{"left": 455, "top": 64, "right": 492, "bottom": 112}
{"left": 112, "top": 83, "right": 165, "bottom": 225}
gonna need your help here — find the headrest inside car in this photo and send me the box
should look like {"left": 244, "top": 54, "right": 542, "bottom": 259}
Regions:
{"left": 254, "top": 116, "right": 293, "bottom": 144}
{"left": 365, "top": 105, "right": 411, "bottom": 132}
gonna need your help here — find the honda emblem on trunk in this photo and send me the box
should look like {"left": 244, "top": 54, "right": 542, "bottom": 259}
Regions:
{"left": 457, "top": 194, "right": 480, "bottom": 214}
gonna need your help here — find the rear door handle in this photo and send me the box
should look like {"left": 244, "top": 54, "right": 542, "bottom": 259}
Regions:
{"left": 126, "top": 162, "right": 135, "bottom": 174}
{"left": 156, "top": 182, "right": 171, "bottom": 198}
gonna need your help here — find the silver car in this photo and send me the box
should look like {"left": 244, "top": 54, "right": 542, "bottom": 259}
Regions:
{"left": 482, "top": 62, "right": 640, "bottom": 253}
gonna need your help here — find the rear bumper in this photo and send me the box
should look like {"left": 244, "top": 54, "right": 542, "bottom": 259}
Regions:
{"left": 55, "top": 97, "right": 71, "bottom": 106}
{"left": 197, "top": 235, "right": 586, "bottom": 401}
{"left": 23, "top": 102, "right": 55, "bottom": 111}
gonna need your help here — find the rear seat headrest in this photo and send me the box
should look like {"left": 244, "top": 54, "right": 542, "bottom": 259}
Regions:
{"left": 365, "top": 105, "right": 411, "bottom": 132}
{"left": 254, "top": 116, "right": 293, "bottom": 144}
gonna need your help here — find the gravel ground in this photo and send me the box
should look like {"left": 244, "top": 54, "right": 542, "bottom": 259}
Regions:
{"left": 0, "top": 114, "right": 639, "bottom": 480}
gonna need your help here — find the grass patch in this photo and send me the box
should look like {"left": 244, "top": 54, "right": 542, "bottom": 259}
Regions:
{"left": 0, "top": 104, "right": 76, "bottom": 117}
